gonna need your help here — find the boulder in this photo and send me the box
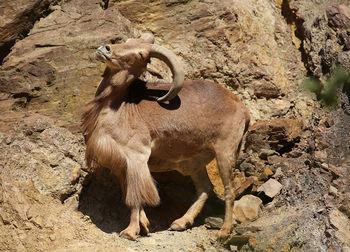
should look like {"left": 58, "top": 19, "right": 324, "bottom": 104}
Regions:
{"left": 0, "top": 113, "right": 85, "bottom": 201}
{"left": 233, "top": 195, "right": 262, "bottom": 223}
{"left": 204, "top": 217, "right": 223, "bottom": 229}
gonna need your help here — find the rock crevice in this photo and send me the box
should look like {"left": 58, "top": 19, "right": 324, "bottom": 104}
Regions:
{"left": 0, "top": 0, "right": 61, "bottom": 64}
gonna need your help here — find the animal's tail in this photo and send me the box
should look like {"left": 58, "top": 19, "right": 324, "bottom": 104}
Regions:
{"left": 124, "top": 160, "right": 160, "bottom": 208}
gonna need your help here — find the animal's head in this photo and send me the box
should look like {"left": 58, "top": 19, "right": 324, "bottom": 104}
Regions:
{"left": 96, "top": 33, "right": 184, "bottom": 102}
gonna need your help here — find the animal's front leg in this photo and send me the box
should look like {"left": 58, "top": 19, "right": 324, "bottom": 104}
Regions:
{"left": 120, "top": 207, "right": 141, "bottom": 240}
{"left": 120, "top": 148, "right": 159, "bottom": 240}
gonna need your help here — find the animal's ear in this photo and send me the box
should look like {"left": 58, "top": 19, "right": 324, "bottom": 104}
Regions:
{"left": 138, "top": 50, "right": 148, "bottom": 61}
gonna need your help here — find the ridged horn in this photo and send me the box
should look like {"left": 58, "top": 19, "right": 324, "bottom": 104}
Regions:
{"left": 150, "top": 44, "right": 184, "bottom": 102}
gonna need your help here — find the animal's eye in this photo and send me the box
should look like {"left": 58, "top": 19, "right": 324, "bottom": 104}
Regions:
{"left": 139, "top": 52, "right": 145, "bottom": 60}
{"left": 105, "top": 45, "right": 111, "bottom": 52}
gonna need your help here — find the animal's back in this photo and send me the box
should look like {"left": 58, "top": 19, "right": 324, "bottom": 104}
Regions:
{"left": 131, "top": 79, "right": 249, "bottom": 138}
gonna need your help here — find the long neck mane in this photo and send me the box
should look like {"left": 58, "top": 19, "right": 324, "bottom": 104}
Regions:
{"left": 81, "top": 68, "right": 131, "bottom": 141}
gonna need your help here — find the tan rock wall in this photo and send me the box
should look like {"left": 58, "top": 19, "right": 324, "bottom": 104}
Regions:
{"left": 1, "top": 0, "right": 350, "bottom": 251}
{"left": 0, "top": 0, "right": 137, "bottom": 125}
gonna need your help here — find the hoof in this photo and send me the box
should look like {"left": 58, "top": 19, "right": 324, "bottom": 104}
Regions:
{"left": 169, "top": 218, "right": 192, "bottom": 231}
{"left": 169, "top": 222, "right": 185, "bottom": 231}
{"left": 140, "top": 209, "right": 150, "bottom": 235}
{"left": 217, "top": 228, "right": 230, "bottom": 241}
{"left": 120, "top": 227, "right": 139, "bottom": 241}
{"left": 140, "top": 219, "right": 150, "bottom": 235}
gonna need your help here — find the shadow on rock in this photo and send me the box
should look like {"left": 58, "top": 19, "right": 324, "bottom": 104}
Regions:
{"left": 78, "top": 168, "right": 224, "bottom": 234}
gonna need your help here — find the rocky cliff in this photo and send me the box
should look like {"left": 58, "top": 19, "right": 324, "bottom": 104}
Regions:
{"left": 0, "top": 0, "right": 349, "bottom": 251}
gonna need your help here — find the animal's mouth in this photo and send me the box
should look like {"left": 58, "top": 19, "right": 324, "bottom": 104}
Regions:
{"left": 96, "top": 48, "right": 109, "bottom": 62}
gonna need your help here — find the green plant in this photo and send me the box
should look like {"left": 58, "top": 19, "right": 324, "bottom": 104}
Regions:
{"left": 303, "top": 67, "right": 350, "bottom": 107}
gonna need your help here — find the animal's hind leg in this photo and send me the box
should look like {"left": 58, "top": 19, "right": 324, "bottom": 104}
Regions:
{"left": 170, "top": 167, "right": 212, "bottom": 231}
{"left": 215, "top": 150, "right": 235, "bottom": 239}
{"left": 140, "top": 207, "right": 150, "bottom": 234}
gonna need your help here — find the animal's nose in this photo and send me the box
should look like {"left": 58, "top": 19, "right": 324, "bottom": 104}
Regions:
{"left": 105, "top": 45, "right": 111, "bottom": 52}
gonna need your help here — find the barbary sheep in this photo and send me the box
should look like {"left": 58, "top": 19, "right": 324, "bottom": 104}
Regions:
{"left": 82, "top": 34, "right": 250, "bottom": 240}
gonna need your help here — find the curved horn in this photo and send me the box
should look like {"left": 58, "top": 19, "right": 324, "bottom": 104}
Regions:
{"left": 150, "top": 44, "right": 184, "bottom": 102}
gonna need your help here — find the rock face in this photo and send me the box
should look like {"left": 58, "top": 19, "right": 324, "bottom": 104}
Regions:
{"left": 0, "top": 0, "right": 60, "bottom": 64}
{"left": 0, "top": 113, "right": 86, "bottom": 201}
{"left": 283, "top": 0, "right": 350, "bottom": 76}
{"left": 0, "top": 0, "right": 136, "bottom": 125}
{"left": 115, "top": 0, "right": 308, "bottom": 123}
{"left": 1, "top": 0, "right": 350, "bottom": 251}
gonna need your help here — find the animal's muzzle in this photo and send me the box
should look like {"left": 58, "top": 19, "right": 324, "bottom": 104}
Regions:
{"left": 96, "top": 45, "right": 110, "bottom": 61}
